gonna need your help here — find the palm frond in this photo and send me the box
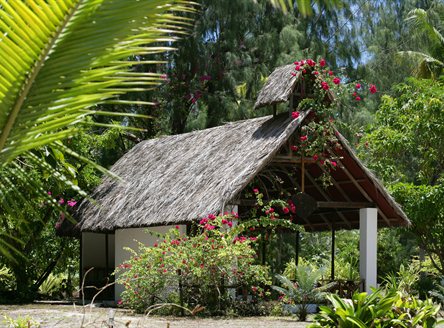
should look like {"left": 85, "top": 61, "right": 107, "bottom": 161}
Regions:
{"left": 0, "top": 0, "right": 196, "bottom": 258}
{"left": 0, "top": 0, "right": 196, "bottom": 163}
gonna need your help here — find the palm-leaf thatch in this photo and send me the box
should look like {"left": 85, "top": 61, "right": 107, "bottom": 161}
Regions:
{"left": 76, "top": 111, "right": 409, "bottom": 233}
{"left": 77, "top": 113, "right": 308, "bottom": 232}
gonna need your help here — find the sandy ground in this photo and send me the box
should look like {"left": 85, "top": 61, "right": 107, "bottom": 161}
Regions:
{"left": 0, "top": 303, "right": 310, "bottom": 328}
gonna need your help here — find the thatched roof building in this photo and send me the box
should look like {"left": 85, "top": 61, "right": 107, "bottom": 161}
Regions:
{"left": 76, "top": 64, "right": 409, "bottom": 233}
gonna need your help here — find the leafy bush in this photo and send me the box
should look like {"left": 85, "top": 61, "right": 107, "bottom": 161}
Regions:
{"left": 2, "top": 315, "right": 40, "bottom": 328}
{"left": 116, "top": 213, "right": 271, "bottom": 315}
{"left": 272, "top": 264, "right": 329, "bottom": 321}
{"left": 310, "top": 289, "right": 441, "bottom": 328}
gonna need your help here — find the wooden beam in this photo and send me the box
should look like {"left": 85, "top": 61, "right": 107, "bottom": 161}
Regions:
{"left": 317, "top": 201, "right": 375, "bottom": 209}
{"left": 272, "top": 156, "right": 316, "bottom": 164}
{"left": 333, "top": 156, "right": 392, "bottom": 227}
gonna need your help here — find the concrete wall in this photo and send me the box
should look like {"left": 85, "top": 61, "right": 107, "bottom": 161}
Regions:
{"left": 114, "top": 225, "right": 186, "bottom": 301}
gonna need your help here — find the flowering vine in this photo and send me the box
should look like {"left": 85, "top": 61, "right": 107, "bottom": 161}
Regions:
{"left": 289, "top": 57, "right": 378, "bottom": 186}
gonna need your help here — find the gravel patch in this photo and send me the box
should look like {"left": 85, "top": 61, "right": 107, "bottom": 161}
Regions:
{"left": 0, "top": 304, "right": 310, "bottom": 328}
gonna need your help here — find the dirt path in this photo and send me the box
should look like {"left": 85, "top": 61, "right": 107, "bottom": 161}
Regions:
{"left": 0, "top": 304, "right": 309, "bottom": 328}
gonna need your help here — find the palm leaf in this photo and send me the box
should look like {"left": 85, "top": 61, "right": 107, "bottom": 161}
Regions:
{"left": 0, "top": 0, "right": 196, "bottom": 258}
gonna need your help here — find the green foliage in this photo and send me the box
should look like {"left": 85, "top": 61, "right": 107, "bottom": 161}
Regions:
{"left": 272, "top": 264, "right": 329, "bottom": 320}
{"left": 310, "top": 264, "right": 442, "bottom": 327}
{"left": 0, "top": 0, "right": 195, "bottom": 260}
{"left": 116, "top": 215, "right": 272, "bottom": 315}
{"left": 2, "top": 315, "right": 40, "bottom": 328}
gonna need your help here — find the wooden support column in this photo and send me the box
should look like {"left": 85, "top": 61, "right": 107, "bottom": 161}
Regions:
{"left": 295, "top": 231, "right": 300, "bottom": 266}
{"left": 331, "top": 224, "right": 335, "bottom": 281}
{"left": 360, "top": 208, "right": 378, "bottom": 292}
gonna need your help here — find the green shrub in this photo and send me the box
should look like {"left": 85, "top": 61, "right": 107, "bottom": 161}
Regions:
{"left": 272, "top": 264, "right": 330, "bottom": 321}
{"left": 310, "top": 289, "right": 441, "bottom": 328}
{"left": 116, "top": 213, "right": 271, "bottom": 315}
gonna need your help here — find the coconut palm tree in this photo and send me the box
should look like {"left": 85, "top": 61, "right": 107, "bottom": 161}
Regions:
{"left": 0, "top": 0, "right": 195, "bottom": 258}
{"left": 400, "top": 3, "right": 444, "bottom": 79}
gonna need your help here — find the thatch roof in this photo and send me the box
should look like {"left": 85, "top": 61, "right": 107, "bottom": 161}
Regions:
{"left": 77, "top": 110, "right": 410, "bottom": 233}
{"left": 254, "top": 64, "right": 299, "bottom": 109}
{"left": 77, "top": 113, "right": 309, "bottom": 232}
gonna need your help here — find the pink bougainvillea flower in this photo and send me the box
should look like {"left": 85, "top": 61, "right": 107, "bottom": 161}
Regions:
{"left": 328, "top": 71, "right": 333, "bottom": 76}
{"left": 319, "top": 58, "right": 326, "bottom": 67}
{"left": 333, "top": 77, "right": 341, "bottom": 85}
{"left": 283, "top": 207, "right": 290, "bottom": 214}
{"left": 290, "top": 145, "right": 298, "bottom": 152}
{"left": 355, "top": 96, "right": 361, "bottom": 101}
{"left": 331, "top": 161, "right": 337, "bottom": 167}
{"left": 175, "top": 225, "right": 180, "bottom": 229}
{"left": 369, "top": 84, "right": 377, "bottom": 94}
{"left": 47, "top": 191, "right": 52, "bottom": 195}
{"left": 204, "top": 224, "right": 216, "bottom": 230}
{"left": 353, "top": 92, "right": 357, "bottom": 97}
{"left": 300, "top": 135, "right": 308, "bottom": 142}
{"left": 117, "top": 299, "right": 123, "bottom": 305}
{"left": 300, "top": 60, "right": 305, "bottom": 65}
{"left": 307, "top": 59, "right": 316, "bottom": 67}
{"left": 249, "top": 227, "right": 255, "bottom": 231}
{"left": 160, "top": 74, "right": 168, "bottom": 80}
{"left": 67, "top": 199, "right": 77, "bottom": 207}
{"left": 293, "top": 61, "right": 299, "bottom": 65}
{"left": 313, "top": 154, "right": 319, "bottom": 161}
{"left": 199, "top": 218, "right": 208, "bottom": 225}
{"left": 208, "top": 214, "right": 216, "bottom": 220}
{"left": 153, "top": 242, "right": 158, "bottom": 247}
{"left": 58, "top": 198, "right": 65, "bottom": 205}
{"left": 295, "top": 65, "right": 301, "bottom": 71}
{"left": 302, "top": 69, "right": 307, "bottom": 74}
{"left": 227, "top": 222, "right": 233, "bottom": 228}
{"left": 290, "top": 72, "right": 297, "bottom": 77}
{"left": 199, "top": 75, "right": 212, "bottom": 82}
{"left": 291, "top": 111, "right": 300, "bottom": 119}
{"left": 320, "top": 160, "right": 325, "bottom": 165}
{"left": 321, "top": 81, "right": 329, "bottom": 90}
{"left": 355, "top": 83, "right": 361, "bottom": 89}
{"left": 221, "top": 219, "right": 228, "bottom": 224}
{"left": 253, "top": 188, "right": 259, "bottom": 194}
{"left": 250, "top": 237, "right": 257, "bottom": 241}
{"left": 313, "top": 71, "right": 319, "bottom": 75}
{"left": 232, "top": 211, "right": 239, "bottom": 218}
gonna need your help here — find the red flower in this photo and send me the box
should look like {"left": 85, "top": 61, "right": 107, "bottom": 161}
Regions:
{"left": 67, "top": 199, "right": 77, "bottom": 207}
{"left": 199, "top": 218, "right": 208, "bottom": 225}
{"left": 208, "top": 214, "right": 216, "bottom": 220}
{"left": 300, "top": 60, "right": 305, "bottom": 65}
{"left": 204, "top": 224, "right": 216, "bottom": 230}
{"left": 291, "top": 72, "right": 297, "bottom": 77}
{"left": 117, "top": 299, "right": 123, "bottom": 305}
{"left": 293, "top": 61, "right": 299, "bottom": 65}
{"left": 353, "top": 92, "right": 357, "bottom": 97}
{"left": 302, "top": 69, "right": 307, "bottom": 74}
{"left": 333, "top": 77, "right": 340, "bottom": 85}
{"left": 250, "top": 237, "right": 257, "bottom": 241}
{"left": 222, "top": 219, "right": 228, "bottom": 224}
{"left": 355, "top": 83, "right": 361, "bottom": 89}
{"left": 313, "top": 154, "right": 319, "bottom": 161}
{"left": 321, "top": 81, "right": 329, "bottom": 90}
{"left": 355, "top": 96, "right": 361, "bottom": 101}
{"left": 291, "top": 111, "right": 300, "bottom": 119}
{"left": 369, "top": 84, "right": 377, "bottom": 94}
{"left": 253, "top": 188, "right": 259, "bottom": 194}
{"left": 300, "top": 135, "right": 308, "bottom": 142}
{"left": 283, "top": 207, "right": 290, "bottom": 214}
{"left": 175, "top": 225, "right": 179, "bottom": 229}
{"left": 153, "top": 243, "right": 158, "bottom": 247}
{"left": 319, "top": 58, "right": 326, "bottom": 67}
{"left": 313, "top": 71, "right": 319, "bottom": 75}
{"left": 328, "top": 71, "right": 333, "bottom": 76}
{"left": 331, "top": 161, "right": 337, "bottom": 167}
{"left": 295, "top": 65, "right": 301, "bottom": 71}
{"left": 227, "top": 222, "right": 233, "bottom": 228}
{"left": 307, "top": 59, "right": 316, "bottom": 67}
{"left": 290, "top": 145, "right": 298, "bottom": 152}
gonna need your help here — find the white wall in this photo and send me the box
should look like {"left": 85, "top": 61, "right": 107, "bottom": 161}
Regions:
{"left": 114, "top": 225, "right": 186, "bottom": 301}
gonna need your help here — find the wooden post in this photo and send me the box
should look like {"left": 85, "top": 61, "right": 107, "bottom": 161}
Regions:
{"left": 295, "top": 231, "right": 300, "bottom": 266}
{"left": 331, "top": 224, "right": 335, "bottom": 281}
{"left": 178, "top": 269, "right": 184, "bottom": 316}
